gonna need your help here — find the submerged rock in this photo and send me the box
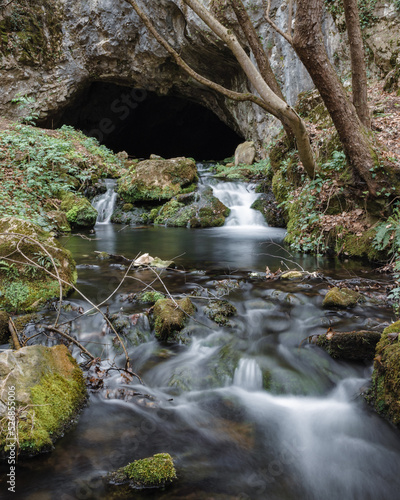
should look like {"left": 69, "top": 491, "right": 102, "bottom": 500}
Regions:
{"left": 317, "top": 329, "right": 382, "bottom": 361}
{"left": 0, "top": 217, "right": 77, "bottom": 313}
{"left": 368, "top": 321, "right": 400, "bottom": 426}
{"left": 322, "top": 287, "right": 365, "bottom": 308}
{"left": 108, "top": 453, "right": 177, "bottom": 490}
{"left": 118, "top": 157, "right": 197, "bottom": 203}
{"left": 204, "top": 299, "right": 237, "bottom": 326}
{"left": 0, "top": 344, "right": 86, "bottom": 457}
{"left": 153, "top": 298, "right": 195, "bottom": 341}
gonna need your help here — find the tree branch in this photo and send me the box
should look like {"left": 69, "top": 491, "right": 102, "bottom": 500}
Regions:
{"left": 265, "top": 0, "right": 293, "bottom": 45}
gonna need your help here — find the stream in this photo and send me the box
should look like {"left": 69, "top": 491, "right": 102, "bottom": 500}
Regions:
{"left": 4, "top": 166, "right": 400, "bottom": 500}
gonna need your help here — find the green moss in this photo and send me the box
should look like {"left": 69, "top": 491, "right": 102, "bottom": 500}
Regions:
{"left": 322, "top": 287, "right": 365, "bottom": 308}
{"left": 136, "top": 291, "right": 165, "bottom": 304}
{"left": 317, "top": 330, "right": 381, "bottom": 360}
{"left": 112, "top": 453, "right": 177, "bottom": 488}
{"left": 153, "top": 298, "right": 195, "bottom": 341}
{"left": 383, "top": 321, "right": 400, "bottom": 334}
{"left": 340, "top": 229, "right": 381, "bottom": 260}
{"left": 60, "top": 192, "right": 97, "bottom": 228}
{"left": 204, "top": 300, "right": 237, "bottom": 326}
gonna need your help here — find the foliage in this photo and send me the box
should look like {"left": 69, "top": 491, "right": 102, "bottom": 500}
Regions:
{"left": 11, "top": 93, "right": 40, "bottom": 125}
{"left": 0, "top": 281, "right": 30, "bottom": 313}
{"left": 0, "top": 122, "right": 122, "bottom": 228}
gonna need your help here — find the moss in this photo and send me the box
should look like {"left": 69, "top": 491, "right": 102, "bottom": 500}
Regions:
{"left": 317, "top": 330, "right": 381, "bottom": 360}
{"left": 60, "top": 192, "right": 97, "bottom": 229}
{"left": 136, "top": 291, "right": 165, "bottom": 304}
{"left": 367, "top": 329, "right": 400, "bottom": 426}
{"left": 204, "top": 300, "right": 237, "bottom": 326}
{"left": 0, "top": 217, "right": 77, "bottom": 313}
{"left": 12, "top": 313, "right": 38, "bottom": 332}
{"left": 0, "top": 311, "right": 10, "bottom": 344}
{"left": 322, "top": 287, "right": 365, "bottom": 308}
{"left": 153, "top": 298, "right": 195, "bottom": 341}
{"left": 122, "top": 203, "right": 133, "bottom": 212}
{"left": 280, "top": 271, "right": 303, "bottom": 279}
{"left": 111, "top": 453, "right": 177, "bottom": 489}
{"left": 340, "top": 229, "right": 381, "bottom": 260}
{"left": 0, "top": 345, "right": 86, "bottom": 456}
{"left": 383, "top": 321, "right": 400, "bottom": 334}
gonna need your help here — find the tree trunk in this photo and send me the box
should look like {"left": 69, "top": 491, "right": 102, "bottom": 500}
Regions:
{"left": 343, "top": 0, "right": 371, "bottom": 127}
{"left": 229, "top": 0, "right": 295, "bottom": 143}
{"left": 292, "top": 0, "right": 377, "bottom": 195}
{"left": 182, "top": 0, "right": 315, "bottom": 177}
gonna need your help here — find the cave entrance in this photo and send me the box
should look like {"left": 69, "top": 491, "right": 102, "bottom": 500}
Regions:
{"left": 52, "top": 82, "right": 243, "bottom": 161}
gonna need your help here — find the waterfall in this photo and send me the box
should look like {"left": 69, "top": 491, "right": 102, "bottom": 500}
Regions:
{"left": 92, "top": 179, "right": 117, "bottom": 224}
{"left": 233, "top": 358, "right": 263, "bottom": 390}
{"left": 212, "top": 182, "right": 267, "bottom": 227}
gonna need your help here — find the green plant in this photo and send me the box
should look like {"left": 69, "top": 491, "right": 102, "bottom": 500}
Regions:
{"left": 0, "top": 260, "right": 20, "bottom": 278}
{"left": 2, "top": 281, "right": 30, "bottom": 313}
{"left": 11, "top": 94, "right": 40, "bottom": 125}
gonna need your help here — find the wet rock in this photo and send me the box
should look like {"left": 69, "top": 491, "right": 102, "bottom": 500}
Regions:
{"left": 234, "top": 141, "right": 256, "bottom": 166}
{"left": 317, "top": 329, "right": 382, "bottom": 361}
{"left": 0, "top": 345, "right": 86, "bottom": 457}
{"left": 153, "top": 298, "right": 195, "bottom": 341}
{"left": 110, "top": 312, "right": 150, "bottom": 345}
{"left": 154, "top": 186, "right": 230, "bottom": 228}
{"left": 59, "top": 191, "right": 98, "bottom": 229}
{"left": 367, "top": 321, "right": 400, "bottom": 426}
{"left": 0, "top": 217, "right": 77, "bottom": 313}
{"left": 204, "top": 300, "right": 237, "bottom": 326}
{"left": 108, "top": 453, "right": 177, "bottom": 490}
{"left": 0, "top": 311, "right": 10, "bottom": 344}
{"left": 251, "top": 191, "right": 286, "bottom": 227}
{"left": 118, "top": 157, "right": 197, "bottom": 203}
{"left": 322, "top": 287, "right": 365, "bottom": 308}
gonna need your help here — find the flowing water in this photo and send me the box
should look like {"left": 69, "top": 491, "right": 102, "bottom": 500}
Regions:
{"left": 4, "top": 166, "right": 400, "bottom": 500}
{"left": 92, "top": 179, "right": 118, "bottom": 224}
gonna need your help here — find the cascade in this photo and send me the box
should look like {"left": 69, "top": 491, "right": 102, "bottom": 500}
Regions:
{"left": 233, "top": 358, "right": 263, "bottom": 390}
{"left": 92, "top": 179, "right": 117, "bottom": 224}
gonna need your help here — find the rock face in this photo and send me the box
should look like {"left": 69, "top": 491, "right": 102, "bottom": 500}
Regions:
{"left": 368, "top": 321, "right": 400, "bottom": 426}
{"left": 0, "top": 217, "right": 77, "bottom": 313}
{"left": 0, "top": 344, "right": 86, "bottom": 456}
{"left": 0, "top": 0, "right": 349, "bottom": 149}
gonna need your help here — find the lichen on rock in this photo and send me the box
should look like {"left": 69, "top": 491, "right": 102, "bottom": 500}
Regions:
{"left": 0, "top": 344, "right": 87, "bottom": 457}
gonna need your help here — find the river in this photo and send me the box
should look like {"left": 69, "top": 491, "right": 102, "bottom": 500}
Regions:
{"left": 4, "top": 167, "right": 400, "bottom": 500}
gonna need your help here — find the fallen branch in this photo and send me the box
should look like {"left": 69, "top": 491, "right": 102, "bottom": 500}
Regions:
{"left": 8, "top": 318, "right": 21, "bottom": 350}
{"left": 41, "top": 325, "right": 96, "bottom": 361}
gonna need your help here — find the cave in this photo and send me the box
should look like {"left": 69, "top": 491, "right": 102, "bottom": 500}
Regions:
{"left": 50, "top": 82, "right": 243, "bottom": 161}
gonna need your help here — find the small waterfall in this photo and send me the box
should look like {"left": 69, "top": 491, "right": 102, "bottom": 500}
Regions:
{"left": 212, "top": 182, "right": 267, "bottom": 227}
{"left": 233, "top": 358, "right": 263, "bottom": 390}
{"left": 92, "top": 179, "right": 117, "bottom": 224}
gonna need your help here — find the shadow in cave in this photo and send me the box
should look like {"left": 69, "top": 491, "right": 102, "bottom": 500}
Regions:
{"left": 47, "top": 82, "right": 243, "bottom": 161}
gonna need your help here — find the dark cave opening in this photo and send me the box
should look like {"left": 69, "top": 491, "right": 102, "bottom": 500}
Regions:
{"left": 50, "top": 82, "right": 243, "bottom": 161}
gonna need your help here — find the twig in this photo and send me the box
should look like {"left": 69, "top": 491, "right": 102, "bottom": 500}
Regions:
{"left": 8, "top": 318, "right": 21, "bottom": 350}
{"left": 265, "top": 0, "right": 293, "bottom": 44}
{"left": 41, "top": 325, "right": 96, "bottom": 361}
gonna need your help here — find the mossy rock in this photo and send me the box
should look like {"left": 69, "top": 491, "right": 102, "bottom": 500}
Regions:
{"left": 204, "top": 300, "right": 237, "bottom": 326}
{"left": 109, "top": 453, "right": 177, "bottom": 490}
{"left": 153, "top": 298, "right": 195, "bottom": 341}
{"left": 118, "top": 157, "right": 197, "bottom": 203}
{"left": 45, "top": 211, "right": 71, "bottom": 233}
{"left": 0, "top": 311, "right": 10, "bottom": 344}
{"left": 0, "top": 217, "right": 77, "bottom": 313}
{"left": 280, "top": 271, "right": 304, "bottom": 280}
{"left": 322, "top": 287, "right": 365, "bottom": 308}
{"left": 136, "top": 291, "right": 165, "bottom": 304}
{"left": 339, "top": 229, "right": 381, "bottom": 261}
{"left": 0, "top": 344, "right": 87, "bottom": 457}
{"left": 251, "top": 192, "right": 286, "bottom": 228}
{"left": 367, "top": 324, "right": 400, "bottom": 426}
{"left": 59, "top": 192, "right": 98, "bottom": 229}
{"left": 317, "top": 330, "right": 382, "bottom": 360}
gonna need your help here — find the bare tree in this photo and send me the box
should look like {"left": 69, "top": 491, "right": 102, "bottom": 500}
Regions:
{"left": 124, "top": 0, "right": 316, "bottom": 177}
{"left": 266, "top": 0, "right": 378, "bottom": 195}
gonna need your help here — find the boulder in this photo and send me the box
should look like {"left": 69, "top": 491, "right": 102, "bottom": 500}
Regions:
{"left": 108, "top": 453, "right": 177, "bottom": 490}
{"left": 322, "top": 287, "right": 365, "bottom": 308}
{"left": 234, "top": 141, "right": 256, "bottom": 166}
{"left": 154, "top": 187, "right": 230, "bottom": 228}
{"left": 59, "top": 192, "right": 98, "bottom": 229}
{"left": 0, "top": 344, "right": 86, "bottom": 457}
{"left": 118, "top": 157, "right": 197, "bottom": 203}
{"left": 251, "top": 191, "right": 286, "bottom": 227}
{"left": 0, "top": 217, "right": 77, "bottom": 313}
{"left": 316, "top": 329, "right": 382, "bottom": 360}
{"left": 153, "top": 298, "right": 195, "bottom": 341}
{"left": 367, "top": 321, "right": 400, "bottom": 426}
